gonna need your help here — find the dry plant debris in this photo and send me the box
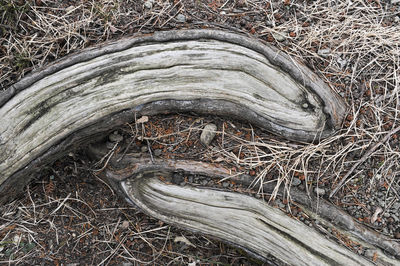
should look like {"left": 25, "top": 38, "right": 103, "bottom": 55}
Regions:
{"left": 1, "top": 0, "right": 400, "bottom": 264}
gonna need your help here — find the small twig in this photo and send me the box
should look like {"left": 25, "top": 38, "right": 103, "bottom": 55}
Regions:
{"left": 94, "top": 142, "right": 119, "bottom": 173}
{"left": 330, "top": 125, "right": 400, "bottom": 198}
{"left": 147, "top": 139, "right": 154, "bottom": 163}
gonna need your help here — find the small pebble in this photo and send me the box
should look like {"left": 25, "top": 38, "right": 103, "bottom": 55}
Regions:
{"left": 65, "top": 6, "right": 75, "bottom": 13}
{"left": 200, "top": 123, "right": 217, "bottom": 146}
{"left": 154, "top": 149, "right": 162, "bottom": 156}
{"left": 364, "top": 248, "right": 376, "bottom": 258}
{"left": 141, "top": 145, "right": 148, "bottom": 152}
{"left": 271, "top": 32, "right": 286, "bottom": 42}
{"left": 109, "top": 131, "right": 123, "bottom": 142}
{"left": 144, "top": 0, "right": 153, "bottom": 9}
{"left": 291, "top": 178, "right": 301, "bottom": 186}
{"left": 121, "top": 220, "right": 129, "bottom": 229}
{"left": 176, "top": 14, "right": 186, "bottom": 23}
{"left": 318, "top": 48, "right": 330, "bottom": 58}
{"left": 337, "top": 57, "right": 347, "bottom": 69}
{"left": 314, "top": 188, "right": 326, "bottom": 196}
{"left": 222, "top": 181, "right": 230, "bottom": 188}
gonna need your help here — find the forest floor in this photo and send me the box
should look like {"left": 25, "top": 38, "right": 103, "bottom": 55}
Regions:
{"left": 1, "top": 0, "right": 400, "bottom": 265}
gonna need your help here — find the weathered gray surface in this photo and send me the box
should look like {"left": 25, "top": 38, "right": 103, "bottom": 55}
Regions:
{"left": 86, "top": 144, "right": 376, "bottom": 265}
{"left": 0, "top": 29, "right": 351, "bottom": 264}
{"left": 124, "top": 177, "right": 372, "bottom": 266}
{"left": 89, "top": 145, "right": 398, "bottom": 265}
{"left": 0, "top": 29, "right": 346, "bottom": 203}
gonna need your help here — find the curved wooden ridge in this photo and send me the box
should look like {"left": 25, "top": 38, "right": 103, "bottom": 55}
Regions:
{"left": 0, "top": 29, "right": 346, "bottom": 199}
{"left": 0, "top": 30, "right": 350, "bottom": 264}
{"left": 87, "top": 143, "right": 400, "bottom": 265}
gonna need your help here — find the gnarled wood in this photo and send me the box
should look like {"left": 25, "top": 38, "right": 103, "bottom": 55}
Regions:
{"left": 87, "top": 143, "right": 399, "bottom": 265}
{"left": 125, "top": 178, "right": 370, "bottom": 266}
{"left": 0, "top": 29, "right": 346, "bottom": 204}
{"left": 0, "top": 29, "right": 349, "bottom": 264}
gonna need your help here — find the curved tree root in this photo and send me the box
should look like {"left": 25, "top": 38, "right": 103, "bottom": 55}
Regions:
{"left": 0, "top": 29, "right": 352, "bottom": 264}
{"left": 87, "top": 144, "right": 399, "bottom": 265}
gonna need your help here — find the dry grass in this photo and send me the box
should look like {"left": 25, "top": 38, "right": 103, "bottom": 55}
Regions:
{"left": 1, "top": 0, "right": 400, "bottom": 264}
{"left": 0, "top": 173, "right": 251, "bottom": 264}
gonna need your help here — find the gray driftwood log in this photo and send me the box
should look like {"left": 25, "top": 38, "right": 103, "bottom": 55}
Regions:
{"left": 0, "top": 29, "right": 372, "bottom": 264}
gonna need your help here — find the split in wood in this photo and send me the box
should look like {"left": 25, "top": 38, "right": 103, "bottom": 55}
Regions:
{"left": 87, "top": 142, "right": 399, "bottom": 265}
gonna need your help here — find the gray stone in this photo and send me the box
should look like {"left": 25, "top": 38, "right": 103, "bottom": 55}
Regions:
{"left": 109, "top": 131, "right": 123, "bottom": 142}
{"left": 141, "top": 145, "right": 148, "bottom": 152}
{"left": 144, "top": 0, "right": 153, "bottom": 9}
{"left": 271, "top": 32, "right": 286, "bottom": 42}
{"left": 222, "top": 181, "right": 230, "bottom": 188}
{"left": 291, "top": 178, "right": 301, "bottom": 186}
{"left": 318, "top": 48, "right": 331, "bottom": 58}
{"left": 176, "top": 14, "right": 186, "bottom": 23}
{"left": 106, "top": 141, "right": 115, "bottom": 149}
{"left": 200, "top": 123, "right": 217, "bottom": 146}
{"left": 314, "top": 188, "right": 326, "bottom": 196}
{"left": 154, "top": 149, "right": 162, "bottom": 156}
{"left": 275, "top": 199, "right": 285, "bottom": 209}
{"left": 337, "top": 57, "right": 347, "bottom": 69}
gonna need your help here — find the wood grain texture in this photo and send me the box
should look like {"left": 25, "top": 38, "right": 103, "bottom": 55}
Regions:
{"left": 88, "top": 144, "right": 397, "bottom": 265}
{"left": 122, "top": 174, "right": 371, "bottom": 266}
{"left": 0, "top": 29, "right": 346, "bottom": 203}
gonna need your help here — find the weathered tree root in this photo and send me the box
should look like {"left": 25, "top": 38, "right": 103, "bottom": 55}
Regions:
{"left": 0, "top": 29, "right": 347, "bottom": 204}
{"left": 0, "top": 29, "right": 350, "bottom": 264}
{"left": 87, "top": 143, "right": 399, "bottom": 265}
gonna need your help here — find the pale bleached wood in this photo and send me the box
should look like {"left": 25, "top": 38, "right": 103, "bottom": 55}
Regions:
{"left": 85, "top": 140, "right": 399, "bottom": 265}
{"left": 121, "top": 176, "right": 372, "bottom": 266}
{"left": 0, "top": 30, "right": 347, "bottom": 204}
{"left": 0, "top": 29, "right": 351, "bottom": 264}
